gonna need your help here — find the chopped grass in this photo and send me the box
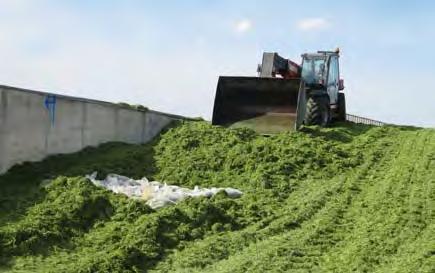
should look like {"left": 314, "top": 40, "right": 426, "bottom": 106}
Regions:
{"left": 0, "top": 121, "right": 434, "bottom": 272}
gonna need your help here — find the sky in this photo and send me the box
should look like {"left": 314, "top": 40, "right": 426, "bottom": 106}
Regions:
{"left": 0, "top": 0, "right": 434, "bottom": 127}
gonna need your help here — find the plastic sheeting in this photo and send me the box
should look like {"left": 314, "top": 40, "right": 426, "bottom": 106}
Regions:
{"left": 86, "top": 173, "right": 243, "bottom": 209}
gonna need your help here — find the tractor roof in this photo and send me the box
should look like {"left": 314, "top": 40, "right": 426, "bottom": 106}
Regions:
{"left": 302, "top": 49, "right": 340, "bottom": 58}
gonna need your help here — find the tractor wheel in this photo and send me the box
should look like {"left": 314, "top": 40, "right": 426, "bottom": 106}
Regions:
{"left": 337, "top": 93, "right": 346, "bottom": 121}
{"left": 305, "top": 96, "right": 330, "bottom": 126}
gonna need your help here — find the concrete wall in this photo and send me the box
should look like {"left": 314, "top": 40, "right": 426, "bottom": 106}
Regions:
{"left": 0, "top": 85, "right": 184, "bottom": 174}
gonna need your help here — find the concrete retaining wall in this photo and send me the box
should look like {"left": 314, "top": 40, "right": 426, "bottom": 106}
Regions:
{"left": 0, "top": 85, "right": 183, "bottom": 174}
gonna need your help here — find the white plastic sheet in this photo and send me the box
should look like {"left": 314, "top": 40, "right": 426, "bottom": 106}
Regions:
{"left": 86, "top": 173, "right": 243, "bottom": 209}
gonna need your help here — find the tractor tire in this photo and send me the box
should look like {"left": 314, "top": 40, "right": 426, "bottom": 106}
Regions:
{"left": 305, "top": 96, "right": 330, "bottom": 126}
{"left": 337, "top": 93, "right": 346, "bottom": 121}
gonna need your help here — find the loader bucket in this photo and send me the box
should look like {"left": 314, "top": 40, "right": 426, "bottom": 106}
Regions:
{"left": 212, "top": 76, "right": 306, "bottom": 134}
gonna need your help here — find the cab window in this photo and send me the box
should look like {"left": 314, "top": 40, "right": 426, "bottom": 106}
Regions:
{"left": 327, "top": 57, "right": 338, "bottom": 85}
{"left": 301, "top": 57, "right": 327, "bottom": 84}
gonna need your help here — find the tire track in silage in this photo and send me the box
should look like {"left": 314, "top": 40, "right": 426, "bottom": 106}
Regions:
{"left": 318, "top": 130, "right": 434, "bottom": 272}
{"left": 373, "top": 130, "right": 435, "bottom": 273}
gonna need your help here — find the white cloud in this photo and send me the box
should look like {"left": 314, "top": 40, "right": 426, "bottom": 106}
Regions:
{"left": 234, "top": 19, "right": 252, "bottom": 33}
{"left": 297, "top": 18, "right": 330, "bottom": 31}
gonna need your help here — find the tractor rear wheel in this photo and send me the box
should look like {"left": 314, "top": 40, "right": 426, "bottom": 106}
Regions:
{"left": 337, "top": 93, "right": 346, "bottom": 121}
{"left": 305, "top": 96, "right": 330, "bottom": 126}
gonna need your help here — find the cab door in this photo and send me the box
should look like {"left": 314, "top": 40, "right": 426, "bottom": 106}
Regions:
{"left": 327, "top": 56, "right": 339, "bottom": 104}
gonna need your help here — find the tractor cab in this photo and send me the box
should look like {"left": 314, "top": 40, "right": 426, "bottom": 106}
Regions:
{"left": 301, "top": 51, "right": 341, "bottom": 105}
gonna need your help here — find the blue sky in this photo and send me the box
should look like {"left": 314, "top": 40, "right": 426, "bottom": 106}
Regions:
{"left": 0, "top": 1, "right": 434, "bottom": 126}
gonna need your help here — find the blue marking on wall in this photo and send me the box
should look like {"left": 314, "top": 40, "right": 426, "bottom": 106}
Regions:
{"left": 44, "top": 95, "right": 57, "bottom": 126}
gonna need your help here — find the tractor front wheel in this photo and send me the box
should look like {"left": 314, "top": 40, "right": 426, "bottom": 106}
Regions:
{"left": 305, "top": 96, "right": 330, "bottom": 126}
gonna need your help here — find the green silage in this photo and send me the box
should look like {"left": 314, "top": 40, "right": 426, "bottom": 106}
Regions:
{"left": 0, "top": 121, "right": 434, "bottom": 272}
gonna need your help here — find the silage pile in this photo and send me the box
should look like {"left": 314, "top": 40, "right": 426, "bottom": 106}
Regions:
{"left": 0, "top": 121, "right": 434, "bottom": 272}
